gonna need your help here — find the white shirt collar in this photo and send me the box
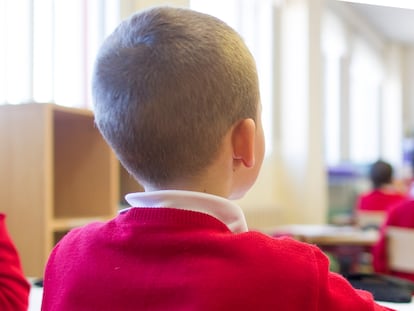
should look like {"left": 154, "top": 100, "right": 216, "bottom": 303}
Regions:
{"left": 122, "top": 190, "right": 248, "bottom": 233}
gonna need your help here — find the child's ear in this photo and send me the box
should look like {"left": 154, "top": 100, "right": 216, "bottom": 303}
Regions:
{"left": 231, "top": 118, "right": 256, "bottom": 168}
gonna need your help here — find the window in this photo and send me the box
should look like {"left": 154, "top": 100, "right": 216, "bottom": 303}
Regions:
{"left": 0, "top": 0, "right": 120, "bottom": 108}
{"left": 322, "top": 7, "right": 402, "bottom": 167}
{"left": 190, "top": 0, "right": 275, "bottom": 155}
{"left": 322, "top": 10, "right": 347, "bottom": 165}
{"left": 349, "top": 38, "right": 383, "bottom": 163}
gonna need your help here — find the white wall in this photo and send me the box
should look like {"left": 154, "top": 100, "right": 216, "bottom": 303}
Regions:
{"left": 403, "top": 47, "right": 414, "bottom": 136}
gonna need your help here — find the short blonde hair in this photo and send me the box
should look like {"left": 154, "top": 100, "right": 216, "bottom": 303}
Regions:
{"left": 93, "top": 7, "right": 259, "bottom": 187}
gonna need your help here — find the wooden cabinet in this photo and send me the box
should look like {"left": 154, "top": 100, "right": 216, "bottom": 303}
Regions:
{"left": 0, "top": 103, "right": 127, "bottom": 277}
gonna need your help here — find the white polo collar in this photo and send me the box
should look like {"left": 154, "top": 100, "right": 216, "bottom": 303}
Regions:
{"left": 122, "top": 190, "right": 248, "bottom": 233}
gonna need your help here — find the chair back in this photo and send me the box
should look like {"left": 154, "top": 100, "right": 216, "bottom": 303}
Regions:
{"left": 356, "top": 211, "right": 386, "bottom": 229}
{"left": 386, "top": 226, "right": 414, "bottom": 273}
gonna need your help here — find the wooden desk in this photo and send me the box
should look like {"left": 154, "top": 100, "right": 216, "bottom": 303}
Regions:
{"left": 271, "top": 225, "right": 380, "bottom": 275}
{"left": 271, "top": 224, "right": 379, "bottom": 246}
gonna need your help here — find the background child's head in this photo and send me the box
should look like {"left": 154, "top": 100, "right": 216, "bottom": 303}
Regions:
{"left": 93, "top": 7, "right": 260, "bottom": 190}
{"left": 370, "top": 160, "right": 393, "bottom": 189}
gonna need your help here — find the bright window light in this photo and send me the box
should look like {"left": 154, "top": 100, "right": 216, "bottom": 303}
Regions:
{"left": 349, "top": 38, "right": 383, "bottom": 163}
{"left": 33, "top": 0, "right": 54, "bottom": 103}
{"left": 338, "top": 0, "right": 414, "bottom": 10}
{"left": 322, "top": 11, "right": 347, "bottom": 165}
{"left": 0, "top": 0, "right": 32, "bottom": 104}
{"left": 0, "top": 0, "right": 120, "bottom": 108}
{"left": 190, "top": 0, "right": 274, "bottom": 156}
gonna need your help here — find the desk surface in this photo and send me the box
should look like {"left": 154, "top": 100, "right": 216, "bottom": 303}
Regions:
{"left": 271, "top": 224, "right": 379, "bottom": 246}
{"left": 377, "top": 299, "right": 414, "bottom": 310}
{"left": 29, "top": 286, "right": 413, "bottom": 310}
{"left": 29, "top": 286, "right": 42, "bottom": 311}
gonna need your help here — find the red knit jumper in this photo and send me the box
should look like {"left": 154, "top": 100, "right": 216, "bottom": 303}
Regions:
{"left": 0, "top": 214, "right": 30, "bottom": 311}
{"left": 42, "top": 207, "right": 391, "bottom": 310}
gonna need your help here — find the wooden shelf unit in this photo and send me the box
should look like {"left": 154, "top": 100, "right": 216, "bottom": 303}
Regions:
{"left": 0, "top": 103, "right": 120, "bottom": 277}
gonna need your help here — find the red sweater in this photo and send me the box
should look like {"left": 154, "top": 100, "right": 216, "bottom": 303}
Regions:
{"left": 356, "top": 189, "right": 407, "bottom": 212}
{"left": 0, "top": 214, "right": 30, "bottom": 311}
{"left": 372, "top": 199, "right": 414, "bottom": 282}
{"left": 42, "top": 208, "right": 390, "bottom": 310}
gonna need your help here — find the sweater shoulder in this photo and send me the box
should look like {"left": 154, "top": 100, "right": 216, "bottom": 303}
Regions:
{"left": 232, "top": 231, "right": 330, "bottom": 275}
{"left": 241, "top": 230, "right": 324, "bottom": 256}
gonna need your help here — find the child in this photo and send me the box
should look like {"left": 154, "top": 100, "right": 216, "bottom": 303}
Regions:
{"left": 372, "top": 199, "right": 414, "bottom": 282}
{"left": 42, "top": 7, "right": 391, "bottom": 310}
{"left": 356, "top": 160, "right": 407, "bottom": 213}
{"left": 0, "top": 214, "right": 30, "bottom": 311}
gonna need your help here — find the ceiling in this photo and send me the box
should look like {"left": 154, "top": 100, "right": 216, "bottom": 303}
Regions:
{"left": 343, "top": 1, "right": 414, "bottom": 45}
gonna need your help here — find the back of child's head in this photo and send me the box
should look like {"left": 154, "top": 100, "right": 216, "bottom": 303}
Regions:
{"left": 92, "top": 6, "right": 259, "bottom": 188}
{"left": 370, "top": 160, "right": 393, "bottom": 189}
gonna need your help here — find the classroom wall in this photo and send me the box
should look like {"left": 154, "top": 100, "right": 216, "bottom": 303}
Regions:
{"left": 403, "top": 47, "right": 414, "bottom": 136}
{"left": 239, "top": 0, "right": 413, "bottom": 228}
{"left": 239, "top": 0, "right": 328, "bottom": 228}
